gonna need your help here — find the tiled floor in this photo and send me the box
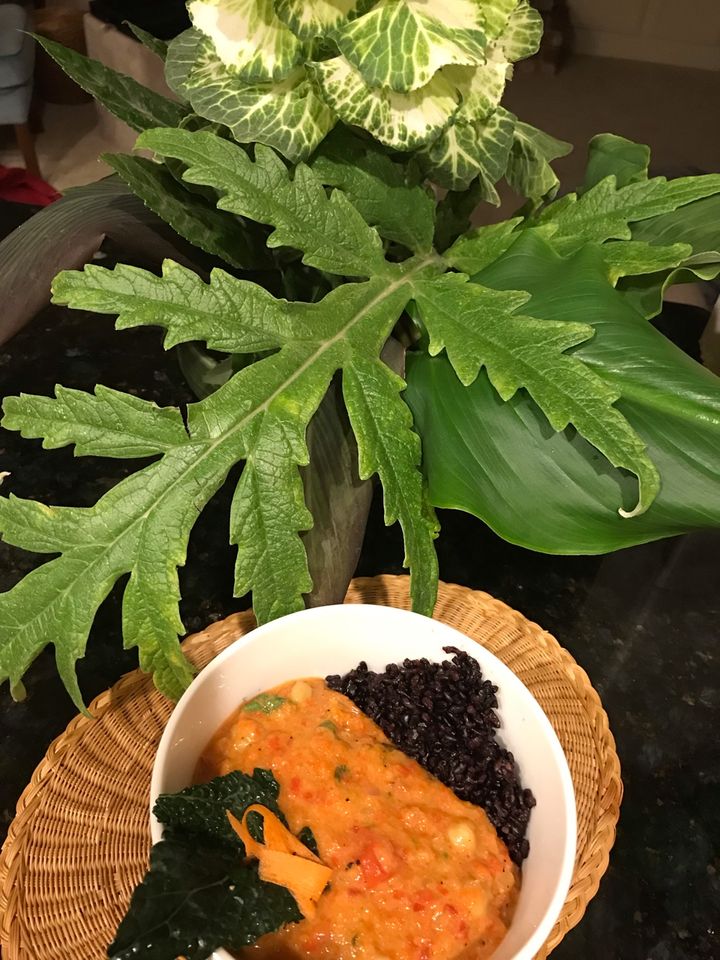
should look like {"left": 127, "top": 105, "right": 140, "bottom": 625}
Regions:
{"left": 1, "top": 53, "right": 718, "bottom": 195}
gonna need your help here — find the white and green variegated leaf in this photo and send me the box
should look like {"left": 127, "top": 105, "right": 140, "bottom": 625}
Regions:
{"left": 138, "top": 127, "right": 388, "bottom": 277}
{"left": 309, "top": 55, "right": 460, "bottom": 149}
{"left": 505, "top": 118, "right": 572, "bottom": 200}
{"left": 480, "top": 0, "right": 518, "bottom": 39}
{"left": 332, "top": 0, "right": 487, "bottom": 93}
{"left": 447, "top": 2, "right": 541, "bottom": 124}
{"left": 447, "top": 59, "right": 508, "bottom": 122}
{"left": 419, "top": 106, "right": 514, "bottom": 194}
{"left": 412, "top": 272, "right": 661, "bottom": 518}
{"left": 188, "top": 0, "right": 305, "bottom": 82}
{"left": 500, "top": 0, "right": 543, "bottom": 61}
{"left": 273, "top": 0, "right": 373, "bottom": 40}
{"left": 166, "top": 29, "right": 335, "bottom": 161}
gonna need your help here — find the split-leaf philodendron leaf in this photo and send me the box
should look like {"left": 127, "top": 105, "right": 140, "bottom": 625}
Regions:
{"left": 1, "top": 1, "right": 719, "bottom": 710}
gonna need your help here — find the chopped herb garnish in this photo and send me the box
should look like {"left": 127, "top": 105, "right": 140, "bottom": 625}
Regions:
{"left": 334, "top": 764, "right": 350, "bottom": 782}
{"left": 243, "top": 693, "right": 287, "bottom": 714}
{"left": 319, "top": 719, "right": 337, "bottom": 733}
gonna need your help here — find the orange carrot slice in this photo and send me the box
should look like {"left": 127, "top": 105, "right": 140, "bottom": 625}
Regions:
{"left": 227, "top": 805, "right": 332, "bottom": 918}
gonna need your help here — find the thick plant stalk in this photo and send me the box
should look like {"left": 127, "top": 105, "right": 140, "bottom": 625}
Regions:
{"left": 0, "top": 178, "right": 196, "bottom": 348}
{"left": 301, "top": 376, "right": 374, "bottom": 608}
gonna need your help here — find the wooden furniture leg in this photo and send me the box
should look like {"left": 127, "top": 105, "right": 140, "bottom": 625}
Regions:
{"left": 13, "top": 123, "right": 41, "bottom": 178}
{"left": 29, "top": 94, "right": 45, "bottom": 134}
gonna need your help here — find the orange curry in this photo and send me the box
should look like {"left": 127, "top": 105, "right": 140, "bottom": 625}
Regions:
{"left": 196, "top": 678, "right": 519, "bottom": 960}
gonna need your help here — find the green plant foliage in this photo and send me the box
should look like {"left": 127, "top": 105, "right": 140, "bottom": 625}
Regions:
{"left": 35, "top": 35, "right": 188, "bottom": 132}
{"left": 505, "top": 119, "right": 572, "bottom": 200}
{"left": 412, "top": 272, "right": 659, "bottom": 516}
{"left": 581, "top": 132, "right": 650, "bottom": 192}
{"left": 160, "top": 0, "right": 563, "bottom": 200}
{"left": 165, "top": 28, "right": 335, "bottom": 160}
{"left": 1, "top": 0, "right": 719, "bottom": 710}
{"left": 127, "top": 22, "right": 169, "bottom": 60}
{"left": 104, "top": 153, "right": 262, "bottom": 269}
{"left": 406, "top": 233, "right": 720, "bottom": 552}
{"left": 309, "top": 128, "right": 436, "bottom": 252}
{"left": 535, "top": 171, "right": 720, "bottom": 252}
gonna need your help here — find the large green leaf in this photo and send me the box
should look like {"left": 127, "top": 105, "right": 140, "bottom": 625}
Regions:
{"left": 581, "top": 132, "right": 650, "bottom": 193}
{"left": 1, "top": 241, "right": 438, "bottom": 704}
{"left": 172, "top": 348, "right": 375, "bottom": 612}
{"left": 165, "top": 29, "right": 335, "bottom": 162}
{"left": 412, "top": 269, "right": 660, "bottom": 517}
{"left": 104, "top": 153, "right": 261, "bottom": 269}
{"left": 620, "top": 195, "right": 720, "bottom": 317}
{"left": 407, "top": 233, "right": 720, "bottom": 553}
{"left": 0, "top": 178, "right": 196, "bottom": 349}
{"left": 332, "top": 0, "right": 487, "bottom": 93}
{"left": 35, "top": 35, "right": 187, "bottom": 132}
{"left": 342, "top": 355, "right": 439, "bottom": 615}
{"left": 138, "top": 127, "right": 388, "bottom": 277}
{"left": 536, "top": 171, "right": 720, "bottom": 252}
{"left": 127, "top": 22, "right": 169, "bottom": 60}
{"left": 188, "top": 0, "right": 305, "bottom": 82}
{"left": 308, "top": 55, "right": 460, "bottom": 150}
{"left": 310, "top": 127, "right": 436, "bottom": 252}
{"left": 3, "top": 386, "right": 187, "bottom": 458}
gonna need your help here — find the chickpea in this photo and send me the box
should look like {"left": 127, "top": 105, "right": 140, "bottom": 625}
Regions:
{"left": 231, "top": 719, "right": 259, "bottom": 751}
{"left": 447, "top": 820, "right": 476, "bottom": 852}
{"left": 290, "top": 680, "right": 313, "bottom": 703}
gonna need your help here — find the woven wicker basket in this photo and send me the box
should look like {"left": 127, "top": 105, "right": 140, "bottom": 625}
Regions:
{"left": 0, "top": 576, "right": 622, "bottom": 959}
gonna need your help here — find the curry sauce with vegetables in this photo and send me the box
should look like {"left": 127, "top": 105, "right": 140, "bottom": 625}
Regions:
{"left": 197, "top": 678, "right": 520, "bottom": 960}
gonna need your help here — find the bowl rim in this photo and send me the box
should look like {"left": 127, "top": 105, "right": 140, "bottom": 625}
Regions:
{"left": 150, "top": 603, "right": 577, "bottom": 960}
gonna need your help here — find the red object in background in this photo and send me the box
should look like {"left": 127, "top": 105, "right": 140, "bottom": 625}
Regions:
{"left": 0, "top": 165, "right": 61, "bottom": 206}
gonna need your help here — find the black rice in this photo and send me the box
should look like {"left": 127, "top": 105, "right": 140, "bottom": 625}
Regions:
{"left": 326, "top": 647, "right": 536, "bottom": 866}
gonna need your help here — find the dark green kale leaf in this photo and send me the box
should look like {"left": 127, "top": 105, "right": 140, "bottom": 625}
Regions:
{"left": 108, "top": 834, "right": 301, "bottom": 960}
{"left": 297, "top": 825, "right": 319, "bottom": 857}
{"left": 152, "top": 768, "right": 284, "bottom": 847}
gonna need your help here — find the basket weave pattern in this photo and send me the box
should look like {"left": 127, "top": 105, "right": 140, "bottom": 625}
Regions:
{"left": 0, "top": 576, "right": 622, "bottom": 959}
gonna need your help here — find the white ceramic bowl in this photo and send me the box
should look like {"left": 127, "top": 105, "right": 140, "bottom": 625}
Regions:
{"left": 151, "top": 604, "right": 576, "bottom": 960}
